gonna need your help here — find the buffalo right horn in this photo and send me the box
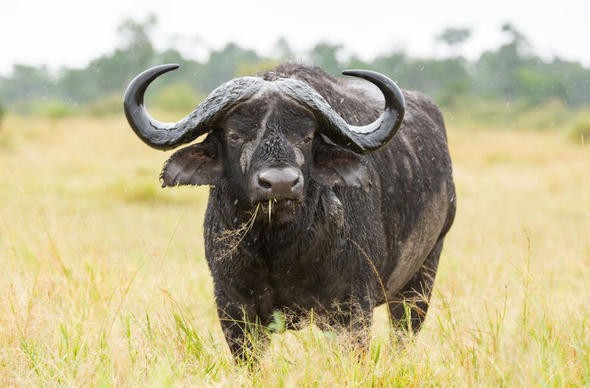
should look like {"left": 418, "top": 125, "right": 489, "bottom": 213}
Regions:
{"left": 339, "top": 70, "right": 405, "bottom": 152}
{"left": 123, "top": 64, "right": 264, "bottom": 151}
{"left": 275, "top": 70, "right": 405, "bottom": 154}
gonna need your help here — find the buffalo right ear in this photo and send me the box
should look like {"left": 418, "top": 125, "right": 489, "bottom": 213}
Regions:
{"left": 311, "top": 142, "right": 371, "bottom": 191}
{"left": 160, "top": 136, "right": 223, "bottom": 187}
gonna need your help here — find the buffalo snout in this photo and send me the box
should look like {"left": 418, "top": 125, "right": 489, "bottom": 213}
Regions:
{"left": 251, "top": 167, "right": 304, "bottom": 202}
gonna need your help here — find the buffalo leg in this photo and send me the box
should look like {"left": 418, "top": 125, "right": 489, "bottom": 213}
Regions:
{"left": 320, "top": 292, "right": 373, "bottom": 352}
{"left": 388, "top": 237, "right": 444, "bottom": 334}
{"left": 215, "top": 297, "right": 268, "bottom": 363}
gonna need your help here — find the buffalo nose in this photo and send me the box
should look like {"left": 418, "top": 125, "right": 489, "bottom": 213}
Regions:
{"left": 253, "top": 167, "right": 303, "bottom": 200}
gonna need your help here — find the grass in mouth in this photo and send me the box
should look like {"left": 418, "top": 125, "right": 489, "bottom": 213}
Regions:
{"left": 215, "top": 203, "right": 260, "bottom": 258}
{"left": 268, "top": 199, "right": 273, "bottom": 224}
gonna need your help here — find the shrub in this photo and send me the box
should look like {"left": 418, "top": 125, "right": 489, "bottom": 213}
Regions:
{"left": 0, "top": 102, "right": 4, "bottom": 128}
{"left": 152, "top": 83, "right": 204, "bottom": 113}
{"left": 513, "top": 99, "right": 571, "bottom": 131}
{"left": 84, "top": 93, "right": 123, "bottom": 117}
{"left": 32, "top": 99, "right": 77, "bottom": 119}
{"left": 567, "top": 112, "right": 590, "bottom": 144}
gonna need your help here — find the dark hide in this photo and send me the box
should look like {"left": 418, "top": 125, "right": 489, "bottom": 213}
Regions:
{"left": 160, "top": 63, "right": 456, "bottom": 361}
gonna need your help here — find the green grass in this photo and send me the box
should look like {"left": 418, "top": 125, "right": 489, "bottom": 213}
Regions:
{"left": 0, "top": 115, "right": 589, "bottom": 385}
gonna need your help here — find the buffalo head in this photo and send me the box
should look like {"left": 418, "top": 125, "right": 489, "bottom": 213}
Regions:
{"left": 124, "top": 64, "right": 405, "bottom": 224}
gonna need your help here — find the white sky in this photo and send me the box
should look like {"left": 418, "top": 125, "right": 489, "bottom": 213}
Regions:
{"left": 1, "top": 0, "right": 589, "bottom": 76}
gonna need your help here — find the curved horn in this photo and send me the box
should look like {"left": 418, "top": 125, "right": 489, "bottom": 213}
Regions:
{"left": 124, "top": 64, "right": 264, "bottom": 151}
{"left": 276, "top": 70, "right": 405, "bottom": 154}
{"left": 340, "top": 70, "right": 405, "bottom": 152}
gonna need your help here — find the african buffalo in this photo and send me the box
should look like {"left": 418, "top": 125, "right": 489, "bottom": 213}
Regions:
{"left": 124, "top": 63, "right": 456, "bottom": 361}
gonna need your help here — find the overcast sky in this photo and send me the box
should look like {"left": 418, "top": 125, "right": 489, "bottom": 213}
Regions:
{"left": 1, "top": 0, "right": 589, "bottom": 76}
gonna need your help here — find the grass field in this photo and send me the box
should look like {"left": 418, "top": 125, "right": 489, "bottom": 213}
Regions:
{"left": 0, "top": 114, "right": 589, "bottom": 386}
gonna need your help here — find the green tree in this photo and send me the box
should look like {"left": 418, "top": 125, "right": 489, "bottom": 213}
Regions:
{"left": 474, "top": 23, "right": 532, "bottom": 101}
{"left": 545, "top": 58, "right": 590, "bottom": 106}
{"left": 2, "top": 18, "right": 590, "bottom": 113}
{"left": 0, "top": 65, "right": 53, "bottom": 108}
{"left": 309, "top": 42, "right": 343, "bottom": 76}
{"left": 437, "top": 27, "right": 471, "bottom": 47}
{"left": 370, "top": 52, "right": 409, "bottom": 77}
{"left": 57, "top": 15, "right": 161, "bottom": 104}
{"left": 152, "top": 82, "right": 203, "bottom": 112}
{"left": 436, "top": 27, "right": 471, "bottom": 57}
{"left": 368, "top": 52, "right": 469, "bottom": 105}
{"left": 197, "top": 43, "right": 261, "bottom": 91}
{"left": 501, "top": 22, "right": 530, "bottom": 55}
{"left": 273, "top": 37, "right": 295, "bottom": 61}
{"left": 471, "top": 23, "right": 584, "bottom": 106}
{"left": 117, "top": 14, "right": 157, "bottom": 68}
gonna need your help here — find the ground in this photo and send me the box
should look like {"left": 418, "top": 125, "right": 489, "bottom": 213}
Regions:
{"left": 0, "top": 115, "right": 588, "bottom": 385}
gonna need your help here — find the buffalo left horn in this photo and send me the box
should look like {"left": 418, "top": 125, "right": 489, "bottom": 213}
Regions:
{"left": 123, "top": 64, "right": 264, "bottom": 151}
{"left": 276, "top": 70, "right": 405, "bottom": 154}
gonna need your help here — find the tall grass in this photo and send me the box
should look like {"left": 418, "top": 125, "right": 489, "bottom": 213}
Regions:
{"left": 0, "top": 115, "right": 588, "bottom": 385}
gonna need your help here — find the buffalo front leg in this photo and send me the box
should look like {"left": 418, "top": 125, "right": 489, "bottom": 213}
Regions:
{"left": 388, "top": 237, "right": 444, "bottom": 334}
{"left": 215, "top": 295, "right": 269, "bottom": 364}
{"left": 318, "top": 292, "right": 374, "bottom": 355}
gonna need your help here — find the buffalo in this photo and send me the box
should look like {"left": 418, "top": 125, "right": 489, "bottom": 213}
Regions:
{"left": 124, "top": 63, "right": 456, "bottom": 361}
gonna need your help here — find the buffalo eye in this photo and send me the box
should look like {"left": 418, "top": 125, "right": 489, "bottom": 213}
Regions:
{"left": 227, "top": 132, "right": 242, "bottom": 144}
{"left": 303, "top": 134, "right": 314, "bottom": 144}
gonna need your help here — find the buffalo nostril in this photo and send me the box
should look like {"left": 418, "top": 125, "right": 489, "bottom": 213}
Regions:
{"left": 258, "top": 176, "right": 273, "bottom": 189}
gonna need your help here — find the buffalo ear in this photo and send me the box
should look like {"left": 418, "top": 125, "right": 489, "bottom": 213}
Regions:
{"left": 311, "top": 142, "right": 371, "bottom": 191}
{"left": 160, "top": 136, "right": 223, "bottom": 187}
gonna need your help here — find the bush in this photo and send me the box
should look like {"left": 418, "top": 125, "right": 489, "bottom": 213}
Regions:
{"left": 567, "top": 112, "right": 590, "bottom": 144}
{"left": 84, "top": 84, "right": 204, "bottom": 119}
{"left": 32, "top": 99, "right": 77, "bottom": 119}
{"left": 513, "top": 99, "right": 571, "bottom": 131}
{"left": 152, "top": 83, "right": 203, "bottom": 113}
{"left": 443, "top": 98, "right": 575, "bottom": 131}
{"left": 0, "top": 103, "right": 8, "bottom": 147}
{"left": 84, "top": 93, "right": 123, "bottom": 117}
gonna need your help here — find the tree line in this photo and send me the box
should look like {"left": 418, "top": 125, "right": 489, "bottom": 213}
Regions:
{"left": 1, "top": 16, "right": 589, "bottom": 118}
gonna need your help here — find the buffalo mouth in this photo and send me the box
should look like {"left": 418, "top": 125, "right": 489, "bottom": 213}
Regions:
{"left": 255, "top": 198, "right": 302, "bottom": 224}
{"left": 246, "top": 166, "right": 305, "bottom": 224}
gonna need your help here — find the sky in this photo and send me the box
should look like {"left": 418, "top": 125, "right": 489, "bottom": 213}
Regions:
{"left": 1, "top": 0, "right": 589, "bottom": 76}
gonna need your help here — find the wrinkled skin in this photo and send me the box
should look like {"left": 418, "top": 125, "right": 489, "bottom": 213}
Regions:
{"left": 159, "top": 64, "right": 456, "bottom": 361}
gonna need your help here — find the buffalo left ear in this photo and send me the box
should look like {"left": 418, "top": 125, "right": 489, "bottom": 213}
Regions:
{"left": 311, "top": 143, "right": 371, "bottom": 191}
{"left": 160, "top": 137, "right": 223, "bottom": 187}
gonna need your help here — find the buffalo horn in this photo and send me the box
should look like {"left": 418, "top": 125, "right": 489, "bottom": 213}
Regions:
{"left": 123, "top": 64, "right": 264, "bottom": 151}
{"left": 277, "top": 70, "right": 405, "bottom": 154}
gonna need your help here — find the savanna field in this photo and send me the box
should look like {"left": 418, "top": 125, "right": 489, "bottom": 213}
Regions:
{"left": 0, "top": 113, "right": 588, "bottom": 386}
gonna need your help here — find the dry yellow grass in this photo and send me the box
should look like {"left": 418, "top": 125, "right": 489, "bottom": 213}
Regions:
{"left": 0, "top": 115, "right": 589, "bottom": 386}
